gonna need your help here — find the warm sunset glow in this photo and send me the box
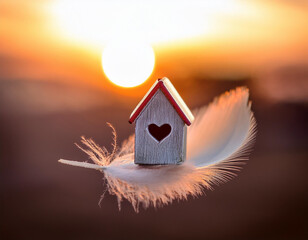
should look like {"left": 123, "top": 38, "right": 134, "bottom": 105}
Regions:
{"left": 2, "top": 0, "right": 307, "bottom": 85}
{"left": 102, "top": 40, "right": 155, "bottom": 88}
{"left": 50, "top": 0, "right": 258, "bottom": 47}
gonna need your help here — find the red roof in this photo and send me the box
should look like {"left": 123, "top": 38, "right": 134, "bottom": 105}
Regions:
{"left": 129, "top": 77, "right": 194, "bottom": 125}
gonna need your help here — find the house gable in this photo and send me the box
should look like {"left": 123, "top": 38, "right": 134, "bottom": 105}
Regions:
{"left": 129, "top": 77, "right": 194, "bottom": 125}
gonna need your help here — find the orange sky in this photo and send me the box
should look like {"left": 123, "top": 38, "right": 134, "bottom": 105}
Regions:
{"left": 1, "top": 0, "right": 308, "bottom": 96}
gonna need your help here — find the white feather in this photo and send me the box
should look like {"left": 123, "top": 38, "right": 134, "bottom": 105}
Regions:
{"left": 59, "top": 87, "right": 256, "bottom": 211}
{"left": 186, "top": 87, "right": 255, "bottom": 168}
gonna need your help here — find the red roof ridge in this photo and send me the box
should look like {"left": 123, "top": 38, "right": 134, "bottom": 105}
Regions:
{"left": 129, "top": 77, "right": 194, "bottom": 125}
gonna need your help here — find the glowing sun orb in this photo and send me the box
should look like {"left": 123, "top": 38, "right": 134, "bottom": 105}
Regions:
{"left": 102, "top": 40, "right": 155, "bottom": 88}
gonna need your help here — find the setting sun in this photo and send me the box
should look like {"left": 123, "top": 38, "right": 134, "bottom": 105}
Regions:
{"left": 102, "top": 39, "right": 155, "bottom": 88}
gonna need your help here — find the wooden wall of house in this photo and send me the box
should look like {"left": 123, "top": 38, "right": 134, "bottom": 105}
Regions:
{"left": 135, "top": 90, "right": 186, "bottom": 165}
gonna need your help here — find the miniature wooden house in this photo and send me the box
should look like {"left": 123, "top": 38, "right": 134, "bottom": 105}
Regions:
{"left": 129, "top": 77, "right": 194, "bottom": 165}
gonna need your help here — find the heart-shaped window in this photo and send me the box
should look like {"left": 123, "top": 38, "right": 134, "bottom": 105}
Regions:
{"left": 148, "top": 124, "right": 172, "bottom": 142}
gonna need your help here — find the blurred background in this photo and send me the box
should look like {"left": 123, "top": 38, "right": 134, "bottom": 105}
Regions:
{"left": 1, "top": 0, "right": 307, "bottom": 239}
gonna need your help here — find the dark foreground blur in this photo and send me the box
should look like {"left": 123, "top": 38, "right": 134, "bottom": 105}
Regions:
{"left": 1, "top": 72, "right": 307, "bottom": 240}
